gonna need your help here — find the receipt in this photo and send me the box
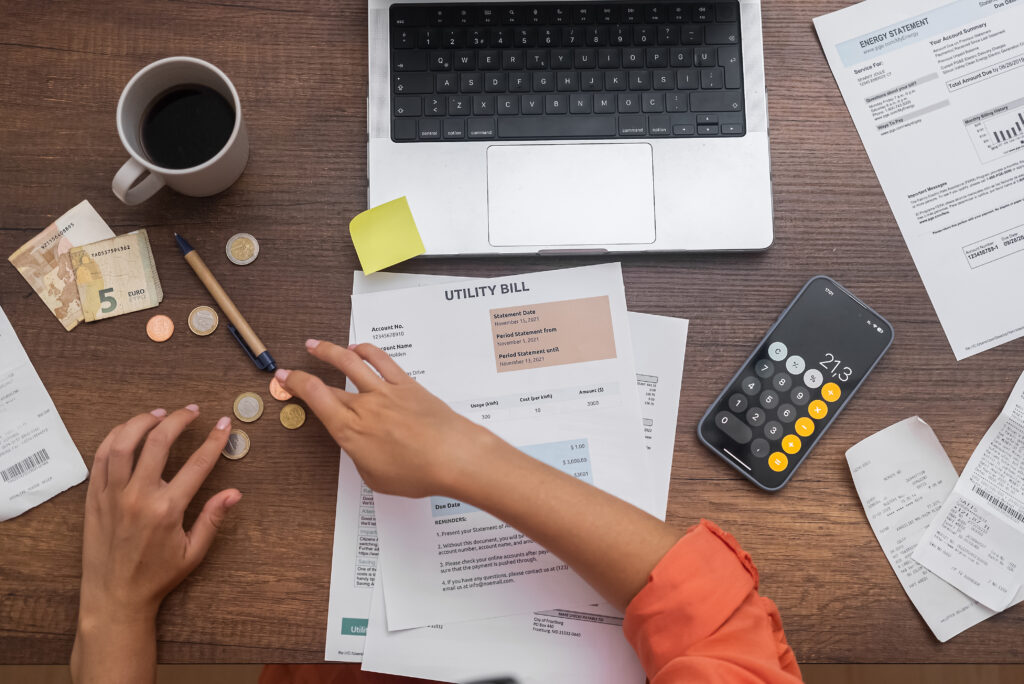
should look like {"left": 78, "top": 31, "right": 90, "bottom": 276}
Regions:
{"left": 846, "top": 417, "right": 1023, "bottom": 641}
{"left": 914, "top": 372, "right": 1024, "bottom": 610}
{"left": 0, "top": 306, "right": 87, "bottom": 521}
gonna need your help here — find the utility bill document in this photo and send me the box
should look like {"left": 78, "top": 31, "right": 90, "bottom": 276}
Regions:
{"left": 815, "top": 0, "right": 1024, "bottom": 359}
{"left": 914, "top": 371, "right": 1024, "bottom": 611}
{"left": 351, "top": 263, "right": 650, "bottom": 631}
{"left": 0, "top": 306, "right": 86, "bottom": 521}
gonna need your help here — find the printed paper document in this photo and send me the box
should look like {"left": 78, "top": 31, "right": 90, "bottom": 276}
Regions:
{"left": 815, "top": 0, "right": 1024, "bottom": 359}
{"left": 351, "top": 263, "right": 649, "bottom": 629}
{"left": 914, "top": 371, "right": 1024, "bottom": 610}
{"left": 0, "top": 306, "right": 87, "bottom": 521}
{"left": 846, "top": 417, "right": 1022, "bottom": 641}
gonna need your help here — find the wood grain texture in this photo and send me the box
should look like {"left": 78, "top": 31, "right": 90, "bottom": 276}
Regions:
{"left": 1, "top": 0, "right": 1023, "bottom": 667}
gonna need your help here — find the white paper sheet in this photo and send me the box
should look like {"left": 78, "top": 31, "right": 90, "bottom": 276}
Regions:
{"left": 324, "top": 272, "right": 687, "bottom": 665}
{"left": 846, "top": 417, "right": 1023, "bottom": 641}
{"left": 0, "top": 306, "right": 87, "bottom": 521}
{"left": 914, "top": 371, "right": 1024, "bottom": 610}
{"left": 359, "top": 311, "right": 687, "bottom": 683}
{"left": 353, "top": 264, "right": 650, "bottom": 630}
{"left": 815, "top": 0, "right": 1024, "bottom": 359}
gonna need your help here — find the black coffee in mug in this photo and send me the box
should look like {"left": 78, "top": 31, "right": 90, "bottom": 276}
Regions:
{"left": 140, "top": 84, "right": 235, "bottom": 169}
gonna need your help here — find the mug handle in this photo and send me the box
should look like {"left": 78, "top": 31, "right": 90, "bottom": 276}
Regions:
{"left": 112, "top": 158, "right": 165, "bottom": 205}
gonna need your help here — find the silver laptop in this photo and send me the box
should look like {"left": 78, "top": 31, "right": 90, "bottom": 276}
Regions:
{"left": 367, "top": 0, "right": 772, "bottom": 255}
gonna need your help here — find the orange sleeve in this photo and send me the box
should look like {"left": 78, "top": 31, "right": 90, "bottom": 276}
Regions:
{"left": 623, "top": 520, "right": 803, "bottom": 683}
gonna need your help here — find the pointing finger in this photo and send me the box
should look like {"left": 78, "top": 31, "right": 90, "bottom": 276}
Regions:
{"left": 350, "top": 343, "right": 411, "bottom": 385}
{"left": 306, "top": 339, "right": 383, "bottom": 392}
{"left": 133, "top": 405, "right": 201, "bottom": 485}
{"left": 106, "top": 410, "right": 167, "bottom": 490}
{"left": 168, "top": 416, "right": 233, "bottom": 507}
{"left": 276, "top": 369, "right": 353, "bottom": 442}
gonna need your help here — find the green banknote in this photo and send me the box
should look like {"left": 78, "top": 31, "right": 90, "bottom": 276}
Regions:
{"left": 70, "top": 230, "right": 164, "bottom": 322}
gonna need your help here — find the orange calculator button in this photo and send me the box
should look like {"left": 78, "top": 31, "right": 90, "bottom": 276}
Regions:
{"left": 782, "top": 434, "right": 801, "bottom": 455}
{"left": 822, "top": 382, "right": 841, "bottom": 402}
{"left": 769, "top": 452, "right": 789, "bottom": 472}
{"left": 795, "top": 417, "right": 815, "bottom": 437}
{"left": 808, "top": 399, "right": 828, "bottom": 420}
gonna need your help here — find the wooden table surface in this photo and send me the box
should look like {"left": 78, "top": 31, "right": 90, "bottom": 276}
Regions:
{"left": 2, "top": 0, "right": 1023, "bottom": 668}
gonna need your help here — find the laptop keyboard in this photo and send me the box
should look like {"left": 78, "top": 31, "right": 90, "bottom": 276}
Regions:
{"left": 389, "top": 2, "right": 746, "bottom": 142}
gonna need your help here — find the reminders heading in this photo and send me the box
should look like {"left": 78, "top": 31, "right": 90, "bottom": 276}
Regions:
{"left": 860, "top": 17, "right": 930, "bottom": 47}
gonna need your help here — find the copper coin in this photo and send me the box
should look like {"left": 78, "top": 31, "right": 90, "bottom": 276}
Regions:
{"left": 146, "top": 314, "right": 174, "bottom": 342}
{"left": 269, "top": 376, "right": 292, "bottom": 401}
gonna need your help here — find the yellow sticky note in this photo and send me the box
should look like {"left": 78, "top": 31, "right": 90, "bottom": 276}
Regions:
{"left": 349, "top": 196, "right": 426, "bottom": 275}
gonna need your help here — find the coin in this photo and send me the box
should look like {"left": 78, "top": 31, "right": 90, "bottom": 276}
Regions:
{"left": 187, "top": 305, "right": 219, "bottom": 336}
{"left": 233, "top": 392, "right": 264, "bottom": 423}
{"left": 222, "top": 428, "right": 250, "bottom": 460}
{"left": 280, "top": 403, "right": 306, "bottom": 430}
{"left": 146, "top": 314, "right": 174, "bottom": 342}
{"left": 226, "top": 233, "right": 259, "bottom": 266}
{"left": 269, "top": 376, "right": 292, "bottom": 401}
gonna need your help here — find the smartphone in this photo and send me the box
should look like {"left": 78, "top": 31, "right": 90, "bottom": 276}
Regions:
{"left": 698, "top": 276, "right": 894, "bottom": 491}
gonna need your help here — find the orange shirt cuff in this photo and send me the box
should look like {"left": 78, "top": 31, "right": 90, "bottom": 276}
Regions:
{"left": 622, "top": 519, "right": 759, "bottom": 675}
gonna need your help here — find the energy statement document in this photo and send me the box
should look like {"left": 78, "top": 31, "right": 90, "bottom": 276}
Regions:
{"left": 815, "top": 0, "right": 1024, "bottom": 359}
{"left": 0, "top": 305, "right": 86, "bottom": 521}
{"left": 914, "top": 370, "right": 1024, "bottom": 611}
{"left": 351, "top": 263, "right": 649, "bottom": 630}
{"left": 324, "top": 272, "right": 686, "bottom": 661}
{"left": 847, "top": 417, "right": 1022, "bottom": 641}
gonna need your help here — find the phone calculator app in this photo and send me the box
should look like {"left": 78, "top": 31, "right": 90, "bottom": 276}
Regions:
{"left": 702, "top": 277, "right": 893, "bottom": 490}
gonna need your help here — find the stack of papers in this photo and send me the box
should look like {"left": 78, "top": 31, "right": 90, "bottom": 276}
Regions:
{"left": 323, "top": 265, "right": 688, "bottom": 683}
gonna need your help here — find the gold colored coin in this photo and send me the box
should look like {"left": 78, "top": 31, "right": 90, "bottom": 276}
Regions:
{"left": 188, "top": 306, "right": 219, "bottom": 336}
{"left": 222, "top": 429, "right": 251, "bottom": 460}
{"left": 146, "top": 314, "right": 174, "bottom": 342}
{"left": 280, "top": 403, "right": 306, "bottom": 430}
{"left": 226, "top": 233, "right": 259, "bottom": 266}
{"left": 233, "top": 392, "right": 264, "bottom": 423}
{"left": 269, "top": 376, "right": 293, "bottom": 401}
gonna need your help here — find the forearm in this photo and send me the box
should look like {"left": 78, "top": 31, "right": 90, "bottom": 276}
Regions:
{"left": 71, "top": 610, "right": 157, "bottom": 684}
{"left": 450, "top": 431, "right": 681, "bottom": 611}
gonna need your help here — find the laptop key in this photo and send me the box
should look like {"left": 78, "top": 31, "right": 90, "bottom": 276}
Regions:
{"left": 520, "top": 95, "right": 543, "bottom": 115}
{"left": 468, "top": 117, "right": 496, "bottom": 138}
{"left": 594, "top": 95, "right": 616, "bottom": 113}
{"left": 497, "top": 115, "right": 617, "bottom": 139}
{"left": 393, "top": 73, "right": 433, "bottom": 94}
{"left": 649, "top": 115, "right": 671, "bottom": 136}
{"left": 619, "top": 114, "right": 647, "bottom": 136}
{"left": 497, "top": 95, "right": 518, "bottom": 114}
{"left": 447, "top": 95, "right": 470, "bottom": 115}
{"left": 691, "top": 91, "right": 743, "bottom": 111}
{"left": 722, "top": 123, "right": 745, "bottom": 135}
{"left": 393, "top": 51, "right": 426, "bottom": 71}
{"left": 716, "top": 2, "right": 740, "bottom": 22}
{"left": 418, "top": 119, "right": 441, "bottom": 140}
{"left": 707, "top": 24, "right": 739, "bottom": 45}
{"left": 618, "top": 93, "right": 640, "bottom": 113}
{"left": 393, "top": 119, "right": 417, "bottom": 140}
{"left": 437, "top": 74, "right": 458, "bottom": 93}
{"left": 719, "top": 46, "right": 742, "bottom": 88}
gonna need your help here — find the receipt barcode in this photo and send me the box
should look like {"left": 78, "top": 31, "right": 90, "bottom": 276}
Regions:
{"left": 972, "top": 485, "right": 1024, "bottom": 524}
{"left": 1, "top": 449, "right": 51, "bottom": 483}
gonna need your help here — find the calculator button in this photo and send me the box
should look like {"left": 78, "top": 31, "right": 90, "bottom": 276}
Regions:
{"left": 715, "top": 411, "right": 752, "bottom": 443}
{"left": 808, "top": 399, "right": 829, "bottom": 420}
{"left": 795, "top": 417, "right": 815, "bottom": 437}
{"left": 754, "top": 359, "right": 774, "bottom": 378}
{"left": 803, "top": 369, "right": 823, "bottom": 389}
{"left": 790, "top": 387, "right": 810, "bottom": 406}
{"left": 785, "top": 355, "right": 805, "bottom": 374}
{"left": 777, "top": 404, "right": 797, "bottom": 422}
{"left": 759, "top": 390, "right": 779, "bottom": 409}
{"left": 822, "top": 382, "right": 842, "bottom": 402}
{"left": 746, "top": 407, "right": 766, "bottom": 427}
{"left": 764, "top": 421, "right": 783, "bottom": 440}
{"left": 781, "top": 434, "right": 802, "bottom": 454}
{"left": 728, "top": 393, "right": 748, "bottom": 413}
{"left": 768, "top": 452, "right": 788, "bottom": 472}
{"left": 750, "top": 438, "right": 770, "bottom": 458}
{"left": 771, "top": 373, "right": 791, "bottom": 392}
{"left": 740, "top": 376, "right": 761, "bottom": 396}
{"left": 768, "top": 342, "right": 787, "bottom": 361}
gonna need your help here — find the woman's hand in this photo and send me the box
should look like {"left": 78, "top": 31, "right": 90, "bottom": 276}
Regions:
{"left": 276, "top": 340, "right": 496, "bottom": 499}
{"left": 72, "top": 405, "right": 241, "bottom": 684}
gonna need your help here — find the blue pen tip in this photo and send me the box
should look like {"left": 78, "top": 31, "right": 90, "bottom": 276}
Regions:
{"left": 175, "top": 233, "right": 194, "bottom": 255}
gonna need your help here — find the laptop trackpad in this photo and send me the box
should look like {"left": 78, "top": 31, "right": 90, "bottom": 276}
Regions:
{"left": 487, "top": 143, "right": 656, "bottom": 247}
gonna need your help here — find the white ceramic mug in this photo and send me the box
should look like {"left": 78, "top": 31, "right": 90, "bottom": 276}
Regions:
{"left": 113, "top": 56, "right": 248, "bottom": 205}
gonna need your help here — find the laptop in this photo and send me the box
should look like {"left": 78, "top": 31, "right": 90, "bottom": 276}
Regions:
{"left": 367, "top": 1, "right": 773, "bottom": 255}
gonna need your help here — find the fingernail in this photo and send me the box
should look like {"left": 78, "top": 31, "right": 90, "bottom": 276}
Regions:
{"left": 150, "top": 408, "right": 168, "bottom": 418}
{"left": 216, "top": 416, "right": 231, "bottom": 431}
{"left": 306, "top": 339, "right": 321, "bottom": 349}
{"left": 275, "top": 369, "right": 291, "bottom": 383}
{"left": 348, "top": 344, "right": 357, "bottom": 350}
{"left": 185, "top": 404, "right": 200, "bottom": 413}
{"left": 225, "top": 491, "right": 242, "bottom": 508}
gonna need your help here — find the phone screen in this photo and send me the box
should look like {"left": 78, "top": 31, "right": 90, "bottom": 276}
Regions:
{"left": 699, "top": 276, "right": 894, "bottom": 490}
